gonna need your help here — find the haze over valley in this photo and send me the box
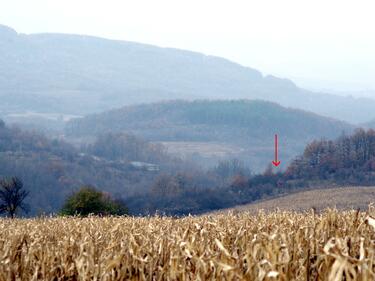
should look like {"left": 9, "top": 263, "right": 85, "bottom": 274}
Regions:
{"left": 0, "top": 5, "right": 375, "bottom": 215}
{"left": 3, "top": 2, "right": 375, "bottom": 278}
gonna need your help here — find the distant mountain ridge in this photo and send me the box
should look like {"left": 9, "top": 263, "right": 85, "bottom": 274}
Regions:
{"left": 1, "top": 24, "right": 375, "bottom": 123}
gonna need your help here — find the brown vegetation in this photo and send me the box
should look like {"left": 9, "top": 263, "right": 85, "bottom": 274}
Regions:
{"left": 2, "top": 209, "right": 375, "bottom": 280}
{"left": 230, "top": 186, "right": 375, "bottom": 214}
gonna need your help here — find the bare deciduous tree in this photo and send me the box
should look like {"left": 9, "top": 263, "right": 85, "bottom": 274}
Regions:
{"left": 0, "top": 177, "right": 29, "bottom": 218}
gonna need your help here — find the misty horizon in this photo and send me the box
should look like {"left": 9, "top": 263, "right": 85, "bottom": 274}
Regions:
{"left": 1, "top": 0, "right": 374, "bottom": 95}
{"left": 3, "top": 3, "right": 375, "bottom": 277}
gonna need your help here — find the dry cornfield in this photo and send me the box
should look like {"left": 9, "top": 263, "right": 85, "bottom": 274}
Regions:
{"left": 1, "top": 209, "right": 375, "bottom": 281}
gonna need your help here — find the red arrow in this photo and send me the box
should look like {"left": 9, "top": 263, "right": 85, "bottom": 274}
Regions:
{"left": 272, "top": 134, "right": 281, "bottom": 167}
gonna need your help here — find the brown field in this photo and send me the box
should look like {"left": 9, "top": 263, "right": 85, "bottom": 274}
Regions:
{"left": 2, "top": 208, "right": 375, "bottom": 280}
{"left": 229, "top": 186, "right": 375, "bottom": 213}
{"left": 158, "top": 141, "right": 246, "bottom": 158}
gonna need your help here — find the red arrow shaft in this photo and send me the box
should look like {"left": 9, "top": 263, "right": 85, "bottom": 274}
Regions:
{"left": 274, "top": 134, "right": 278, "bottom": 162}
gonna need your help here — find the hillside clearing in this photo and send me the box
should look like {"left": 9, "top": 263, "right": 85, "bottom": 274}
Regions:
{"left": 158, "top": 141, "right": 246, "bottom": 158}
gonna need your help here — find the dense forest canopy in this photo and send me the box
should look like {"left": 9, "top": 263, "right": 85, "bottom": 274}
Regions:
{"left": 286, "top": 129, "right": 375, "bottom": 184}
{"left": 66, "top": 100, "right": 352, "bottom": 140}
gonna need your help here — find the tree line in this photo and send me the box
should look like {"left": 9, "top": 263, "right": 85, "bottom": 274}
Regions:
{"left": 2, "top": 127, "right": 375, "bottom": 217}
{"left": 126, "top": 129, "right": 375, "bottom": 215}
{"left": 0, "top": 178, "right": 128, "bottom": 218}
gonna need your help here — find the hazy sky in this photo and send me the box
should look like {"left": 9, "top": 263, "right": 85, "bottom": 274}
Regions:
{"left": 1, "top": 0, "right": 374, "bottom": 93}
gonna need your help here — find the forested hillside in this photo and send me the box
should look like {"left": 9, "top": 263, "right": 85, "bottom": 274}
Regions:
{"left": 128, "top": 129, "right": 375, "bottom": 215}
{"left": 286, "top": 129, "right": 375, "bottom": 184}
{"left": 1, "top": 24, "right": 375, "bottom": 124}
{"left": 66, "top": 100, "right": 352, "bottom": 140}
{"left": 0, "top": 120, "right": 192, "bottom": 214}
{"left": 66, "top": 100, "right": 353, "bottom": 171}
{"left": 1, "top": 118, "right": 375, "bottom": 216}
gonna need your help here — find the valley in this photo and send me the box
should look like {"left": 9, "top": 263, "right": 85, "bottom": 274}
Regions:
{"left": 2, "top": 3, "right": 375, "bottom": 280}
{"left": 0, "top": 23, "right": 374, "bottom": 218}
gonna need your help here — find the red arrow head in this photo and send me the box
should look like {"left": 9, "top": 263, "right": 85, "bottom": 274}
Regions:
{"left": 272, "top": 161, "right": 281, "bottom": 167}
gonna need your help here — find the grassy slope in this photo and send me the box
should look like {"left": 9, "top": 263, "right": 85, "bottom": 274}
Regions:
{"left": 227, "top": 186, "right": 375, "bottom": 213}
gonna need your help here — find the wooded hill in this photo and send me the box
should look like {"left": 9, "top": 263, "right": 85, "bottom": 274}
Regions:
{"left": 127, "top": 129, "right": 375, "bottom": 215}
{"left": 66, "top": 100, "right": 353, "bottom": 171}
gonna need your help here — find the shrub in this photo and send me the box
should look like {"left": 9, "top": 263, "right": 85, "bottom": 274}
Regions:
{"left": 60, "top": 186, "right": 128, "bottom": 216}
